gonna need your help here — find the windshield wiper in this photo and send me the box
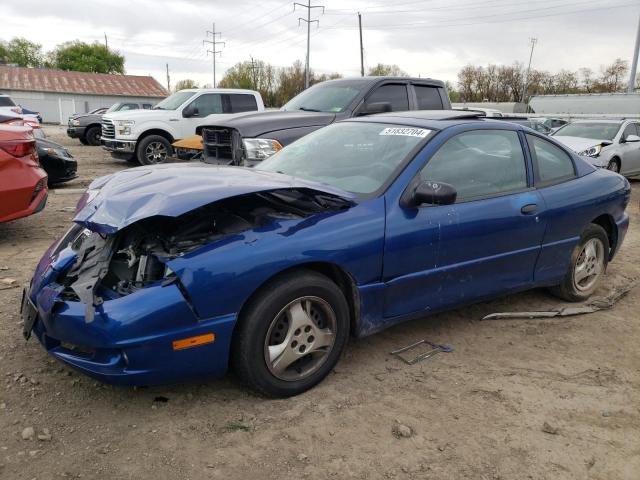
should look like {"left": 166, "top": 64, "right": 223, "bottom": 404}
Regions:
{"left": 298, "top": 107, "right": 322, "bottom": 112}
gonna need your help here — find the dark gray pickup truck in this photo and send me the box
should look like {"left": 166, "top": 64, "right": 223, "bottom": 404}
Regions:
{"left": 67, "top": 102, "right": 154, "bottom": 146}
{"left": 200, "top": 76, "right": 450, "bottom": 166}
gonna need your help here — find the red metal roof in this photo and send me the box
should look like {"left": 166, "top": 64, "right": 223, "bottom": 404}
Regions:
{"left": 0, "top": 66, "right": 167, "bottom": 98}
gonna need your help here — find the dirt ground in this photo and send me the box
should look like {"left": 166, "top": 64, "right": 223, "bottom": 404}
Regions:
{"left": 1, "top": 125, "right": 639, "bottom": 480}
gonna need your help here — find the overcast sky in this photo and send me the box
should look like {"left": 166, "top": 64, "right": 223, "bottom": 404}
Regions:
{"left": 2, "top": 0, "right": 639, "bottom": 89}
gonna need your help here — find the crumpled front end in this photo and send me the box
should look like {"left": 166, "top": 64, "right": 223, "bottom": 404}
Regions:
{"left": 26, "top": 182, "right": 353, "bottom": 386}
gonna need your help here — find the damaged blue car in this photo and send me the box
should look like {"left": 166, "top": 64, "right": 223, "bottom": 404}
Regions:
{"left": 23, "top": 111, "right": 630, "bottom": 397}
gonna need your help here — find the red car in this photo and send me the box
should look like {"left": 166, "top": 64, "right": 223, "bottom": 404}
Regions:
{"left": 0, "top": 124, "right": 48, "bottom": 223}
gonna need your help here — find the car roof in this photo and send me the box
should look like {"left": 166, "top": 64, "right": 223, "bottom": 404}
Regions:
{"left": 346, "top": 109, "right": 485, "bottom": 129}
{"left": 319, "top": 76, "right": 445, "bottom": 88}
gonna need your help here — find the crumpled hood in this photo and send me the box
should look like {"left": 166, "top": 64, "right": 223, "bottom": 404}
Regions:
{"left": 552, "top": 135, "right": 611, "bottom": 153}
{"left": 201, "top": 110, "right": 336, "bottom": 138}
{"left": 74, "top": 164, "right": 355, "bottom": 234}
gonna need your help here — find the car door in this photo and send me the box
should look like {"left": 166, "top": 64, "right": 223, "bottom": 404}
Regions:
{"left": 180, "top": 93, "right": 223, "bottom": 138}
{"left": 523, "top": 133, "right": 585, "bottom": 284}
{"left": 383, "top": 127, "right": 546, "bottom": 318}
{"left": 618, "top": 122, "right": 640, "bottom": 175}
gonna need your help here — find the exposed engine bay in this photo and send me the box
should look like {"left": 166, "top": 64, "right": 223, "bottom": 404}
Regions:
{"left": 57, "top": 189, "right": 352, "bottom": 322}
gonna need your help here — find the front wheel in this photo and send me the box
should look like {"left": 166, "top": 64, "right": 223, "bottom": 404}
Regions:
{"left": 550, "top": 224, "right": 609, "bottom": 302}
{"left": 137, "top": 135, "right": 172, "bottom": 165}
{"left": 232, "top": 270, "right": 350, "bottom": 397}
{"left": 85, "top": 126, "right": 102, "bottom": 146}
{"left": 606, "top": 158, "right": 620, "bottom": 173}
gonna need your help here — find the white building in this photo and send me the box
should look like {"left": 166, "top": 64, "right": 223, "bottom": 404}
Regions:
{"left": 0, "top": 65, "right": 167, "bottom": 124}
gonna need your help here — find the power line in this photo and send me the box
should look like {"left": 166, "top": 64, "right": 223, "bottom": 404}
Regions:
{"left": 203, "top": 23, "right": 225, "bottom": 87}
{"left": 294, "top": 0, "right": 325, "bottom": 89}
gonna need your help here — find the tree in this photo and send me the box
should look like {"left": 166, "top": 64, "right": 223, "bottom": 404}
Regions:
{"left": 598, "top": 58, "right": 628, "bottom": 92}
{"left": 367, "top": 63, "right": 407, "bottom": 77}
{"left": 50, "top": 41, "right": 125, "bottom": 74}
{"left": 0, "top": 38, "right": 44, "bottom": 67}
{"left": 174, "top": 79, "right": 199, "bottom": 91}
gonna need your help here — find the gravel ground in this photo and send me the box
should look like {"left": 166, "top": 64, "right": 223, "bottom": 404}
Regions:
{"left": 1, "top": 125, "right": 639, "bottom": 480}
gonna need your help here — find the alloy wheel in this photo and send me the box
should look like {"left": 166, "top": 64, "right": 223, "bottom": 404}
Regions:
{"left": 145, "top": 141, "right": 168, "bottom": 164}
{"left": 573, "top": 238, "right": 605, "bottom": 292}
{"left": 263, "top": 296, "right": 337, "bottom": 382}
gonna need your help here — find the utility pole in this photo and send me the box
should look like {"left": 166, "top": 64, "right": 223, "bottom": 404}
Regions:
{"left": 166, "top": 63, "right": 171, "bottom": 92}
{"left": 358, "top": 13, "right": 364, "bottom": 77}
{"left": 249, "top": 56, "right": 259, "bottom": 90}
{"left": 104, "top": 33, "right": 108, "bottom": 49}
{"left": 203, "top": 23, "right": 225, "bottom": 88}
{"left": 295, "top": 1, "right": 325, "bottom": 89}
{"left": 628, "top": 14, "right": 640, "bottom": 93}
{"left": 521, "top": 37, "right": 538, "bottom": 103}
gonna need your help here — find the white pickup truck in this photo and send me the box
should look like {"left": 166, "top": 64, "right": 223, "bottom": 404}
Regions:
{"left": 101, "top": 88, "right": 264, "bottom": 165}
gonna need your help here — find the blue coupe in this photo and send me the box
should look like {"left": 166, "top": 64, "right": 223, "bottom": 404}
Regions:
{"left": 23, "top": 111, "right": 631, "bottom": 397}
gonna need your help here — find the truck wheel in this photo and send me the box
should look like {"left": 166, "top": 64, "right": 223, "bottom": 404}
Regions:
{"left": 549, "top": 224, "right": 609, "bottom": 302}
{"left": 606, "top": 158, "right": 620, "bottom": 173}
{"left": 137, "top": 135, "right": 172, "bottom": 165}
{"left": 79, "top": 137, "right": 89, "bottom": 145}
{"left": 85, "top": 126, "right": 102, "bottom": 146}
{"left": 232, "top": 270, "right": 350, "bottom": 397}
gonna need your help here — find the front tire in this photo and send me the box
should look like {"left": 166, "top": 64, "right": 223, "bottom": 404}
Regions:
{"left": 85, "top": 126, "right": 102, "bottom": 146}
{"left": 232, "top": 270, "right": 350, "bottom": 397}
{"left": 607, "top": 158, "right": 620, "bottom": 173}
{"left": 137, "top": 135, "right": 172, "bottom": 165}
{"left": 550, "top": 224, "right": 609, "bottom": 302}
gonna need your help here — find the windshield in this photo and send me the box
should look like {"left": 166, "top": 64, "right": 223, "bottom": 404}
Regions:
{"left": 106, "top": 103, "right": 122, "bottom": 113}
{"left": 0, "top": 96, "right": 16, "bottom": 107}
{"left": 256, "top": 122, "right": 432, "bottom": 194}
{"left": 90, "top": 107, "right": 106, "bottom": 114}
{"left": 553, "top": 122, "right": 620, "bottom": 140}
{"left": 282, "top": 81, "right": 367, "bottom": 113}
{"left": 153, "top": 91, "right": 195, "bottom": 110}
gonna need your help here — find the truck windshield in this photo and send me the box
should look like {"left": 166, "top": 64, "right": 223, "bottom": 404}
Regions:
{"left": 153, "top": 91, "right": 196, "bottom": 111}
{"left": 552, "top": 122, "right": 621, "bottom": 140}
{"left": 282, "top": 81, "right": 368, "bottom": 113}
{"left": 256, "top": 122, "right": 432, "bottom": 194}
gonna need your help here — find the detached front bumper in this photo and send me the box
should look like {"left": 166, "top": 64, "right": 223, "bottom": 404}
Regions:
{"left": 101, "top": 138, "right": 136, "bottom": 153}
{"left": 27, "top": 248, "right": 236, "bottom": 386}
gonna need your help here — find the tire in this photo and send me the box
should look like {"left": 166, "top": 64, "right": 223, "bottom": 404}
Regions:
{"left": 136, "top": 135, "right": 172, "bottom": 165}
{"left": 232, "top": 270, "right": 350, "bottom": 397}
{"left": 85, "top": 126, "right": 102, "bottom": 146}
{"left": 79, "top": 137, "right": 89, "bottom": 145}
{"left": 606, "top": 158, "right": 620, "bottom": 173}
{"left": 550, "top": 224, "right": 609, "bottom": 302}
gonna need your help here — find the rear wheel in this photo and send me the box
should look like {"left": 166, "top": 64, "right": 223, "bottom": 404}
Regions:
{"left": 606, "top": 158, "right": 620, "bottom": 173}
{"left": 85, "top": 126, "right": 102, "bottom": 146}
{"left": 232, "top": 270, "right": 350, "bottom": 397}
{"left": 550, "top": 224, "right": 609, "bottom": 302}
{"left": 137, "top": 135, "right": 172, "bottom": 165}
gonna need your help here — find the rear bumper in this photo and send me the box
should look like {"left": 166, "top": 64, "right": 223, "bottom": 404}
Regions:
{"left": 101, "top": 138, "right": 136, "bottom": 153}
{"left": 0, "top": 167, "right": 48, "bottom": 223}
{"left": 66, "top": 126, "right": 86, "bottom": 139}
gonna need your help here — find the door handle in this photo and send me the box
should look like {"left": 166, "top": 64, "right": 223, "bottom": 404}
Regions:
{"left": 520, "top": 203, "right": 538, "bottom": 214}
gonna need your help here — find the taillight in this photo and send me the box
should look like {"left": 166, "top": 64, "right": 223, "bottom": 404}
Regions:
{"left": 0, "top": 139, "right": 37, "bottom": 157}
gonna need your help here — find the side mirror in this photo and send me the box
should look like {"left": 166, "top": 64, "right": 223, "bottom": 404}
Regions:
{"left": 623, "top": 134, "right": 640, "bottom": 143}
{"left": 182, "top": 105, "right": 198, "bottom": 118}
{"left": 358, "top": 101, "right": 392, "bottom": 116}
{"left": 401, "top": 180, "right": 457, "bottom": 208}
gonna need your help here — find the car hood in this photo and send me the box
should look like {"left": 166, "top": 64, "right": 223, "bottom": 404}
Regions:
{"left": 103, "top": 109, "right": 162, "bottom": 121}
{"left": 201, "top": 110, "right": 337, "bottom": 137}
{"left": 552, "top": 135, "right": 611, "bottom": 153}
{"left": 74, "top": 164, "right": 356, "bottom": 234}
{"left": 70, "top": 113, "right": 102, "bottom": 121}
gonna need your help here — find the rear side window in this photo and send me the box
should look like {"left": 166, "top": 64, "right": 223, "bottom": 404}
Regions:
{"left": 420, "top": 130, "right": 528, "bottom": 202}
{"left": 413, "top": 85, "right": 443, "bottom": 110}
{"left": 189, "top": 94, "right": 223, "bottom": 116}
{"left": 142, "top": 104, "right": 152, "bottom": 110}
{"left": 225, "top": 94, "right": 258, "bottom": 113}
{"left": 527, "top": 134, "right": 575, "bottom": 185}
{"left": 367, "top": 84, "right": 409, "bottom": 112}
{"left": 0, "top": 96, "right": 16, "bottom": 106}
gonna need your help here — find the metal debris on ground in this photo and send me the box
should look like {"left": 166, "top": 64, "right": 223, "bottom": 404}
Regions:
{"left": 482, "top": 278, "right": 639, "bottom": 320}
{"left": 390, "top": 339, "right": 454, "bottom": 365}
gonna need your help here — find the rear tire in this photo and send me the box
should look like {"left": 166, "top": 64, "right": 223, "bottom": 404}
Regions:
{"left": 137, "top": 135, "right": 172, "bottom": 165}
{"left": 550, "top": 224, "right": 609, "bottom": 302}
{"left": 85, "top": 126, "right": 102, "bottom": 146}
{"left": 232, "top": 270, "right": 350, "bottom": 397}
{"left": 606, "top": 158, "right": 620, "bottom": 173}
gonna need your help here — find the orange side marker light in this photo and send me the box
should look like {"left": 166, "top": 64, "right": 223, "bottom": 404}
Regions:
{"left": 172, "top": 333, "right": 215, "bottom": 351}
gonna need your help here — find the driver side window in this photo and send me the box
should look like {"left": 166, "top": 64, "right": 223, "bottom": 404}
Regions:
{"left": 187, "top": 94, "right": 222, "bottom": 117}
{"left": 419, "top": 130, "right": 528, "bottom": 202}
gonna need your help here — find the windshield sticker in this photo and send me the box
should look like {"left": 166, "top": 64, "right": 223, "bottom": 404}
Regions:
{"left": 379, "top": 127, "right": 431, "bottom": 138}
